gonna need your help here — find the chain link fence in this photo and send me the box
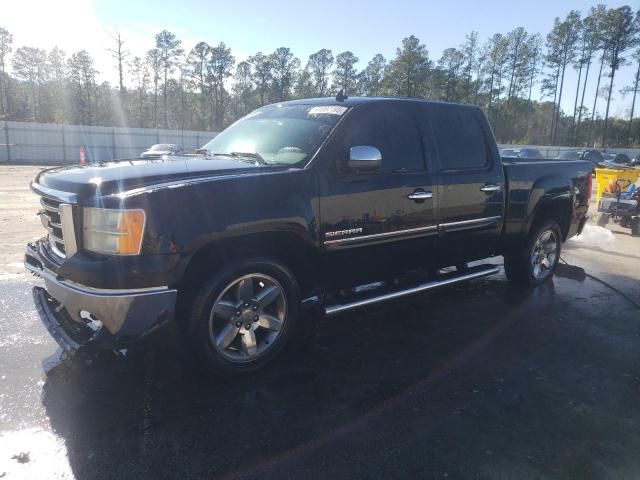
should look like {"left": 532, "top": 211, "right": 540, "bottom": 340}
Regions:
{"left": 498, "top": 144, "right": 639, "bottom": 159}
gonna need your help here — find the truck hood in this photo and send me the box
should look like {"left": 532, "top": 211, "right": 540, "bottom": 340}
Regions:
{"left": 35, "top": 156, "right": 273, "bottom": 199}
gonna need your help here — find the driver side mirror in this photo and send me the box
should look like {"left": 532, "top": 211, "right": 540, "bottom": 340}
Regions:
{"left": 348, "top": 146, "right": 382, "bottom": 172}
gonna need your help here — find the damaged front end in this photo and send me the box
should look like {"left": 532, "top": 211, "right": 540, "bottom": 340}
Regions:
{"left": 26, "top": 240, "right": 177, "bottom": 352}
{"left": 25, "top": 179, "right": 179, "bottom": 353}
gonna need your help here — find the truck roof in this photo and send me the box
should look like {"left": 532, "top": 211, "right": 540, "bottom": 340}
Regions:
{"left": 279, "top": 96, "right": 481, "bottom": 110}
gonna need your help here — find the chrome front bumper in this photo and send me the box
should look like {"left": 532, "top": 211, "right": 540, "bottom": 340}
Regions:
{"left": 25, "top": 244, "right": 177, "bottom": 350}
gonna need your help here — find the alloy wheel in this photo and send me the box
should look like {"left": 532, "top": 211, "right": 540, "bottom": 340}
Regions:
{"left": 530, "top": 229, "right": 559, "bottom": 280}
{"left": 208, "top": 273, "right": 287, "bottom": 363}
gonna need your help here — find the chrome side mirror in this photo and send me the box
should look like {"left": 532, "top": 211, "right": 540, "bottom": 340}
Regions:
{"left": 349, "top": 146, "right": 382, "bottom": 172}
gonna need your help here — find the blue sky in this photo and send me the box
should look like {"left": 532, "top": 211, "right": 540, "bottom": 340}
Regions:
{"left": 5, "top": 0, "right": 638, "bottom": 117}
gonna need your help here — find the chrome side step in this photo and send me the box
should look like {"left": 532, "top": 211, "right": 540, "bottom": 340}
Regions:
{"left": 324, "top": 265, "right": 501, "bottom": 316}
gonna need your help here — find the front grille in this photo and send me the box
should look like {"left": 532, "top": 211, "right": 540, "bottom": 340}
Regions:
{"left": 33, "top": 184, "right": 78, "bottom": 260}
{"left": 39, "top": 196, "right": 67, "bottom": 257}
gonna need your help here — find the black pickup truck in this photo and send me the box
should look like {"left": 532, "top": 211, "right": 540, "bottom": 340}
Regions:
{"left": 25, "top": 97, "right": 592, "bottom": 373}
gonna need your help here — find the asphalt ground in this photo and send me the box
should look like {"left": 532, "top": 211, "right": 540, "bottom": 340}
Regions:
{"left": 0, "top": 166, "right": 639, "bottom": 479}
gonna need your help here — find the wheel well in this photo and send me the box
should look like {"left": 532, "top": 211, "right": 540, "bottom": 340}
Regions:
{"left": 531, "top": 200, "right": 571, "bottom": 240}
{"left": 177, "top": 232, "right": 320, "bottom": 320}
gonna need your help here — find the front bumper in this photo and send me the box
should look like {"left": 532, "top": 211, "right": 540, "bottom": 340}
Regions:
{"left": 26, "top": 241, "right": 177, "bottom": 351}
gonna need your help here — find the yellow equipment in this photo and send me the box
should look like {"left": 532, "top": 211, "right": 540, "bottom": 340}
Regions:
{"left": 594, "top": 167, "right": 640, "bottom": 206}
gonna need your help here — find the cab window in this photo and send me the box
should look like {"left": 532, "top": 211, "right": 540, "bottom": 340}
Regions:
{"left": 342, "top": 103, "right": 425, "bottom": 173}
{"left": 421, "top": 106, "right": 489, "bottom": 170}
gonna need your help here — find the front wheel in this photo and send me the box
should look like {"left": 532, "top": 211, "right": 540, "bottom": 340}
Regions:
{"left": 504, "top": 220, "right": 562, "bottom": 287}
{"left": 187, "top": 257, "right": 300, "bottom": 374}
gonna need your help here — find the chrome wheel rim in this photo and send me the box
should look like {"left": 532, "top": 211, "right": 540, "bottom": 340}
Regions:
{"left": 530, "top": 229, "right": 559, "bottom": 280}
{"left": 209, "top": 274, "right": 287, "bottom": 363}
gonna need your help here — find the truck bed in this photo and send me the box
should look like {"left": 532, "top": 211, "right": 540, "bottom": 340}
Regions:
{"left": 501, "top": 158, "right": 592, "bottom": 244}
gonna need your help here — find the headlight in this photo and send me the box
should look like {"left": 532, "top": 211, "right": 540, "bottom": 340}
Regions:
{"left": 83, "top": 208, "right": 146, "bottom": 255}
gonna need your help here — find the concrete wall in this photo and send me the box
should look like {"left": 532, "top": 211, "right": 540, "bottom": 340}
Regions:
{"left": 0, "top": 121, "right": 218, "bottom": 165}
{"left": 2, "top": 120, "right": 638, "bottom": 166}
{"left": 498, "top": 144, "right": 640, "bottom": 159}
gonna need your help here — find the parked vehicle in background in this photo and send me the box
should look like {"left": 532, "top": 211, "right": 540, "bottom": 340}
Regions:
{"left": 499, "top": 148, "right": 518, "bottom": 157}
{"left": 25, "top": 97, "right": 592, "bottom": 375}
{"left": 601, "top": 152, "right": 632, "bottom": 166}
{"left": 140, "top": 144, "right": 183, "bottom": 158}
{"left": 516, "top": 148, "right": 544, "bottom": 159}
{"left": 558, "top": 149, "right": 603, "bottom": 171}
{"left": 596, "top": 180, "right": 640, "bottom": 236}
{"left": 499, "top": 148, "right": 543, "bottom": 159}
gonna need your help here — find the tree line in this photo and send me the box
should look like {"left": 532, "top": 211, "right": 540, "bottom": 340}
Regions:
{"left": 1, "top": 4, "right": 640, "bottom": 147}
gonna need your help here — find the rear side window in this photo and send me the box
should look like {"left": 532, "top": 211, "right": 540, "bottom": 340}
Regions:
{"left": 428, "top": 107, "right": 488, "bottom": 170}
{"left": 343, "top": 103, "right": 425, "bottom": 173}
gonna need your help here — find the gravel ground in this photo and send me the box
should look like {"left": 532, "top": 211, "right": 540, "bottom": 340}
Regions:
{"left": 0, "top": 166, "right": 48, "bottom": 276}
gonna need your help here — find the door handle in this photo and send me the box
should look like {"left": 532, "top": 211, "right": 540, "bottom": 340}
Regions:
{"left": 407, "top": 191, "right": 433, "bottom": 200}
{"left": 480, "top": 184, "right": 502, "bottom": 193}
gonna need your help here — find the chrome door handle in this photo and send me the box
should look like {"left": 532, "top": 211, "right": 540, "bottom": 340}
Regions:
{"left": 407, "top": 191, "right": 433, "bottom": 200}
{"left": 480, "top": 184, "right": 502, "bottom": 192}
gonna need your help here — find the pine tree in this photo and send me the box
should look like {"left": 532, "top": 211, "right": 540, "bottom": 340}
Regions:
{"left": 307, "top": 49, "right": 333, "bottom": 96}
{"left": 248, "top": 52, "right": 272, "bottom": 106}
{"left": 360, "top": 54, "right": 386, "bottom": 96}
{"left": 67, "top": 50, "right": 97, "bottom": 125}
{"left": 383, "top": 35, "right": 431, "bottom": 97}
{"left": 270, "top": 48, "right": 300, "bottom": 102}
{"left": 333, "top": 51, "right": 359, "bottom": 95}
{"left": 0, "top": 27, "right": 13, "bottom": 117}
{"left": 155, "top": 30, "right": 183, "bottom": 127}
{"left": 544, "top": 11, "right": 581, "bottom": 145}
{"left": 12, "top": 46, "right": 49, "bottom": 121}
{"left": 575, "top": 6, "right": 605, "bottom": 145}
{"left": 600, "top": 6, "right": 637, "bottom": 147}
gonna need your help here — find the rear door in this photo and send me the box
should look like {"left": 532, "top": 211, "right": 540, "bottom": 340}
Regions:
{"left": 416, "top": 104, "right": 505, "bottom": 265}
{"left": 317, "top": 101, "right": 439, "bottom": 284}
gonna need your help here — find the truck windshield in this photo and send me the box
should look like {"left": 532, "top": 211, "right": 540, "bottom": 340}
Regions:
{"left": 201, "top": 104, "right": 347, "bottom": 166}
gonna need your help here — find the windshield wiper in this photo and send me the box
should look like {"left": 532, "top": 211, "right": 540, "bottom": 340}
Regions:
{"left": 213, "top": 151, "right": 266, "bottom": 165}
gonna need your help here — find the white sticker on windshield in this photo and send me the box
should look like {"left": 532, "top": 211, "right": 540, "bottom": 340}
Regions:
{"left": 308, "top": 106, "right": 348, "bottom": 116}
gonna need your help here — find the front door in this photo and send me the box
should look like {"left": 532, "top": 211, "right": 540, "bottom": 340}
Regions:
{"left": 317, "top": 101, "right": 438, "bottom": 287}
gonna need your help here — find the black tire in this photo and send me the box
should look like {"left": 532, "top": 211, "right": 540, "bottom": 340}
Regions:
{"left": 631, "top": 218, "right": 640, "bottom": 237}
{"left": 596, "top": 213, "right": 609, "bottom": 227}
{"left": 504, "top": 220, "right": 562, "bottom": 287}
{"left": 187, "top": 256, "right": 300, "bottom": 374}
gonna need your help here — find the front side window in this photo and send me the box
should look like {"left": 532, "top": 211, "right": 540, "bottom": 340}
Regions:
{"left": 342, "top": 103, "right": 425, "bottom": 173}
{"left": 201, "top": 104, "right": 347, "bottom": 166}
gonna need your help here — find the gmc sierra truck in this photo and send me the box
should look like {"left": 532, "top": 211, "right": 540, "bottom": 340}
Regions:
{"left": 25, "top": 97, "right": 592, "bottom": 373}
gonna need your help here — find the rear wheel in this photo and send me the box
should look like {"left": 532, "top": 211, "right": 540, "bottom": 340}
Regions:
{"left": 187, "top": 257, "right": 300, "bottom": 374}
{"left": 631, "top": 217, "right": 640, "bottom": 236}
{"left": 504, "top": 220, "right": 562, "bottom": 287}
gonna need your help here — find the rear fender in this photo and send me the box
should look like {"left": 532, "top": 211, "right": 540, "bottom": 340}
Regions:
{"left": 526, "top": 175, "right": 572, "bottom": 239}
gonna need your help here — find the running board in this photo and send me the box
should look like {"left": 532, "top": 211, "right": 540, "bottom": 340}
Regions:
{"left": 324, "top": 265, "right": 501, "bottom": 316}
